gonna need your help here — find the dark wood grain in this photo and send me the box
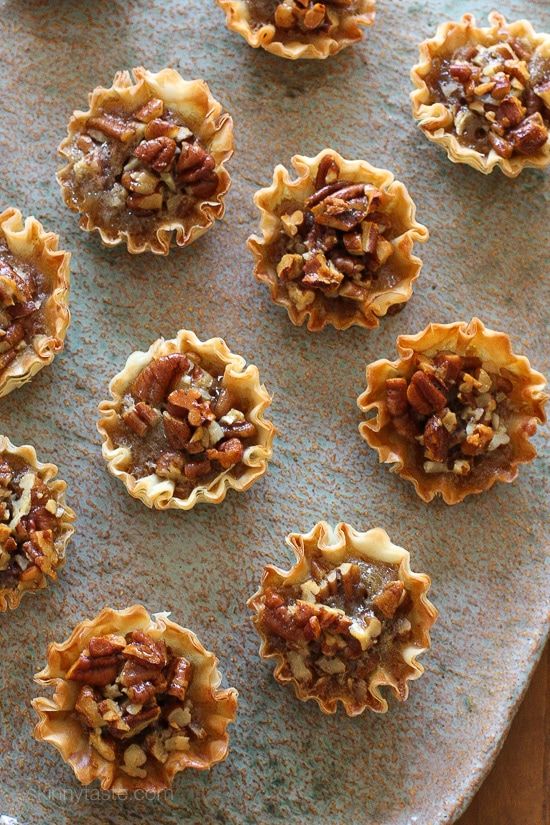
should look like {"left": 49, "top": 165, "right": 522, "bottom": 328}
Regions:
{"left": 458, "top": 643, "right": 549, "bottom": 825}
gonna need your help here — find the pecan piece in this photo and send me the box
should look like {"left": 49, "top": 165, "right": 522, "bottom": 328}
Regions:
{"left": 0, "top": 321, "right": 25, "bottom": 353}
{"left": 119, "top": 658, "right": 167, "bottom": 688}
{"left": 134, "top": 98, "right": 164, "bottom": 123}
{"left": 406, "top": 370, "right": 447, "bottom": 415}
{"left": 166, "top": 657, "right": 193, "bottom": 701}
{"left": 211, "top": 387, "right": 233, "bottom": 418}
{"left": 302, "top": 251, "right": 344, "bottom": 290}
{"left": 75, "top": 685, "right": 105, "bottom": 729}
{"left": 433, "top": 353, "right": 463, "bottom": 383}
{"left": 66, "top": 653, "right": 120, "bottom": 686}
{"left": 373, "top": 581, "right": 404, "bottom": 619}
{"left": 163, "top": 412, "right": 192, "bottom": 450}
{"left": 220, "top": 420, "right": 256, "bottom": 439}
{"left": 125, "top": 680, "right": 158, "bottom": 705}
{"left": 124, "top": 631, "right": 168, "bottom": 667}
{"left": 385, "top": 377, "right": 409, "bottom": 418}
{"left": 509, "top": 113, "right": 548, "bottom": 156}
{"left": 89, "top": 635, "right": 126, "bottom": 658}
{"left": 156, "top": 451, "right": 185, "bottom": 480}
{"left": 131, "top": 354, "right": 190, "bottom": 406}
{"left": 423, "top": 415, "right": 450, "bottom": 462}
{"left": 461, "top": 424, "right": 494, "bottom": 456}
{"left": 183, "top": 458, "right": 212, "bottom": 480}
{"left": 87, "top": 114, "right": 136, "bottom": 143}
{"left": 207, "top": 437, "right": 244, "bottom": 469}
{"left": 495, "top": 96, "right": 526, "bottom": 128}
{"left": 314, "top": 155, "right": 340, "bottom": 189}
{"left": 122, "top": 402, "right": 159, "bottom": 437}
{"left": 134, "top": 137, "right": 176, "bottom": 172}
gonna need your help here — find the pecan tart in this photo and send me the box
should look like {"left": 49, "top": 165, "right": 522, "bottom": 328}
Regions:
{"left": 411, "top": 12, "right": 550, "bottom": 176}
{"left": 216, "top": 0, "right": 375, "bottom": 60}
{"left": 0, "top": 208, "right": 70, "bottom": 396}
{"left": 249, "top": 522, "right": 436, "bottom": 715}
{"left": 358, "top": 319, "right": 548, "bottom": 504}
{"left": 248, "top": 150, "right": 428, "bottom": 331}
{"left": 33, "top": 606, "right": 238, "bottom": 793}
{"left": 0, "top": 436, "right": 75, "bottom": 612}
{"left": 57, "top": 67, "right": 233, "bottom": 254}
{"left": 98, "top": 330, "right": 275, "bottom": 509}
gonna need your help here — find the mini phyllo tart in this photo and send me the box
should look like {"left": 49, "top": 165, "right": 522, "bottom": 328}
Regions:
{"left": 0, "top": 208, "right": 70, "bottom": 397}
{"left": 249, "top": 522, "right": 436, "bottom": 715}
{"left": 248, "top": 150, "right": 428, "bottom": 332}
{"left": 0, "top": 436, "right": 75, "bottom": 612}
{"left": 216, "top": 0, "right": 375, "bottom": 60}
{"left": 98, "top": 330, "right": 275, "bottom": 510}
{"left": 411, "top": 12, "right": 550, "bottom": 176}
{"left": 33, "top": 606, "right": 238, "bottom": 793}
{"left": 57, "top": 67, "right": 233, "bottom": 254}
{"left": 358, "top": 319, "right": 548, "bottom": 504}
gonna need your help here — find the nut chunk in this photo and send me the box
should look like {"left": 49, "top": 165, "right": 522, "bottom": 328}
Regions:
{"left": 0, "top": 437, "right": 75, "bottom": 612}
{"left": 98, "top": 329, "right": 275, "bottom": 510}
{"left": 358, "top": 318, "right": 548, "bottom": 504}
{"left": 33, "top": 606, "right": 238, "bottom": 793}
{"left": 57, "top": 67, "right": 233, "bottom": 254}
{"left": 249, "top": 522, "right": 437, "bottom": 715}
{"left": 411, "top": 12, "right": 550, "bottom": 176}
{"left": 216, "top": 0, "right": 375, "bottom": 60}
{"left": 248, "top": 149, "right": 428, "bottom": 331}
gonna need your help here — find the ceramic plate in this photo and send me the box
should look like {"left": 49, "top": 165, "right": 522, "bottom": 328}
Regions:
{"left": 0, "top": 1, "right": 548, "bottom": 823}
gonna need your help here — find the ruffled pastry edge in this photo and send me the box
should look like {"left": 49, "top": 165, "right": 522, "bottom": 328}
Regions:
{"left": 357, "top": 318, "right": 548, "bottom": 504}
{"left": 248, "top": 149, "right": 428, "bottom": 331}
{"left": 32, "top": 605, "right": 238, "bottom": 793}
{"left": 0, "top": 435, "right": 75, "bottom": 612}
{"left": 410, "top": 12, "right": 550, "bottom": 177}
{"left": 0, "top": 208, "right": 70, "bottom": 397}
{"left": 216, "top": 0, "right": 375, "bottom": 60}
{"left": 57, "top": 67, "right": 234, "bottom": 254}
{"left": 248, "top": 521, "right": 437, "bottom": 715}
{"left": 97, "top": 329, "right": 275, "bottom": 510}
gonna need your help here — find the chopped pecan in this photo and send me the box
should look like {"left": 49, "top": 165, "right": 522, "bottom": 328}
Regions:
{"left": 433, "top": 353, "right": 463, "bottom": 383}
{"left": 423, "top": 415, "right": 450, "bottom": 462}
{"left": 134, "top": 98, "right": 164, "bottom": 123}
{"left": 220, "top": 420, "right": 256, "bottom": 439}
{"left": 87, "top": 113, "right": 136, "bottom": 143}
{"left": 126, "top": 192, "right": 163, "bottom": 211}
{"left": 385, "top": 377, "right": 409, "bottom": 418}
{"left": 406, "top": 370, "right": 447, "bottom": 415}
{"left": 122, "top": 401, "right": 159, "bottom": 437}
{"left": 314, "top": 155, "right": 340, "bottom": 189}
{"left": 155, "top": 451, "right": 185, "bottom": 480}
{"left": 111, "top": 706, "right": 161, "bottom": 740}
{"left": 211, "top": 387, "right": 233, "bottom": 418}
{"left": 311, "top": 196, "right": 369, "bottom": 232}
{"left": 461, "top": 424, "right": 494, "bottom": 456}
{"left": 163, "top": 412, "right": 191, "bottom": 450}
{"left": 134, "top": 137, "right": 176, "bottom": 173}
{"left": 131, "top": 354, "right": 190, "bottom": 406}
{"left": 89, "top": 635, "right": 126, "bottom": 658}
{"left": 495, "top": 96, "right": 526, "bottom": 128}
{"left": 125, "top": 680, "right": 158, "bottom": 705}
{"left": 509, "top": 112, "right": 548, "bottom": 156}
{"left": 302, "top": 251, "right": 344, "bottom": 290}
{"left": 373, "top": 581, "right": 404, "bottom": 619}
{"left": 119, "top": 658, "right": 166, "bottom": 688}
{"left": 207, "top": 437, "right": 244, "bottom": 469}
{"left": 75, "top": 685, "right": 105, "bottom": 728}
{"left": 124, "top": 630, "right": 168, "bottom": 667}
{"left": 449, "top": 63, "right": 473, "bottom": 83}
{"left": 0, "top": 321, "right": 25, "bottom": 353}
{"left": 166, "top": 657, "right": 193, "bottom": 701}
{"left": 183, "top": 458, "right": 211, "bottom": 480}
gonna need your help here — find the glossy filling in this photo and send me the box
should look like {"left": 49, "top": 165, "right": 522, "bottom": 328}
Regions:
{"left": 107, "top": 353, "right": 257, "bottom": 498}
{"left": 0, "top": 454, "right": 63, "bottom": 591}
{"left": 60, "top": 97, "right": 220, "bottom": 240}
{"left": 258, "top": 554, "right": 414, "bottom": 704}
{"left": 68, "top": 630, "right": 209, "bottom": 775}
{"left": 247, "top": 0, "right": 359, "bottom": 35}
{"left": 0, "top": 239, "right": 50, "bottom": 375}
{"left": 385, "top": 352, "right": 515, "bottom": 477}
{"left": 425, "top": 34, "right": 550, "bottom": 157}
{"left": 267, "top": 155, "right": 398, "bottom": 313}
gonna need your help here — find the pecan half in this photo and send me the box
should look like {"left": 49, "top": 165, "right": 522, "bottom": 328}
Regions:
{"left": 385, "top": 377, "right": 409, "bottom": 418}
{"left": 423, "top": 415, "right": 450, "bottom": 462}
{"left": 166, "top": 657, "right": 193, "bottom": 701}
{"left": 134, "top": 137, "right": 176, "bottom": 173}
{"left": 131, "top": 354, "right": 190, "bottom": 406}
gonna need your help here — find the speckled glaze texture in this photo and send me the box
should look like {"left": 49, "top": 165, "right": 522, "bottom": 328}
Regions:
{"left": 0, "top": 2, "right": 548, "bottom": 825}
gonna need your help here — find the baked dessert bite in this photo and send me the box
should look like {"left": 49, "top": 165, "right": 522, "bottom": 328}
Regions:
{"left": 98, "top": 329, "right": 275, "bottom": 509}
{"left": 216, "top": 0, "right": 375, "bottom": 60}
{"left": 0, "top": 208, "right": 70, "bottom": 397}
{"left": 249, "top": 522, "right": 436, "bottom": 715}
{"left": 358, "top": 319, "right": 548, "bottom": 504}
{"left": 33, "top": 606, "right": 238, "bottom": 793}
{"left": 248, "top": 150, "right": 428, "bottom": 331}
{"left": 0, "top": 436, "right": 75, "bottom": 612}
{"left": 57, "top": 67, "right": 233, "bottom": 254}
{"left": 411, "top": 12, "right": 550, "bottom": 176}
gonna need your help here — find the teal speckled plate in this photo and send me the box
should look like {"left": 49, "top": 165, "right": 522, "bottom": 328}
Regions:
{"left": 0, "top": 1, "right": 548, "bottom": 823}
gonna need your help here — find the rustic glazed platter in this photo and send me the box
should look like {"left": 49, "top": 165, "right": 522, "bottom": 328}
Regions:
{"left": 0, "top": 1, "right": 548, "bottom": 823}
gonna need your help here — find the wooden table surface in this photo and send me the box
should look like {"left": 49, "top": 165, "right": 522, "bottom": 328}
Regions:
{"left": 457, "top": 642, "right": 548, "bottom": 825}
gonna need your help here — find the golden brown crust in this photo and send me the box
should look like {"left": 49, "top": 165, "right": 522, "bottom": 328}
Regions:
{"left": 0, "top": 436, "right": 75, "bottom": 612}
{"left": 248, "top": 521, "right": 437, "bottom": 715}
{"left": 0, "top": 208, "right": 70, "bottom": 397}
{"left": 97, "top": 329, "right": 275, "bottom": 509}
{"left": 410, "top": 12, "right": 550, "bottom": 177}
{"left": 248, "top": 149, "right": 428, "bottom": 332}
{"left": 216, "top": 0, "right": 375, "bottom": 60}
{"left": 32, "top": 605, "right": 238, "bottom": 793}
{"left": 357, "top": 318, "right": 548, "bottom": 504}
{"left": 57, "top": 67, "right": 233, "bottom": 254}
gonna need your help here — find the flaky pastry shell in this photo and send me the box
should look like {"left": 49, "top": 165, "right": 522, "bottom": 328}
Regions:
{"left": 57, "top": 67, "right": 234, "bottom": 254}
{"left": 32, "top": 605, "right": 238, "bottom": 793}
{"left": 0, "top": 436, "right": 75, "bottom": 612}
{"left": 357, "top": 318, "right": 548, "bottom": 504}
{"left": 97, "top": 329, "right": 275, "bottom": 510}
{"left": 248, "top": 149, "right": 428, "bottom": 331}
{"left": 216, "top": 0, "right": 375, "bottom": 60}
{"left": 0, "top": 208, "right": 70, "bottom": 396}
{"left": 249, "top": 521, "right": 437, "bottom": 714}
{"left": 410, "top": 12, "right": 550, "bottom": 177}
